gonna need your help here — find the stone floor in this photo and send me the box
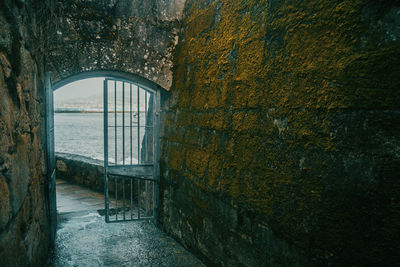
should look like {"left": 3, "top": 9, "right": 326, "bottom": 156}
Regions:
{"left": 55, "top": 179, "right": 105, "bottom": 212}
{"left": 45, "top": 179, "right": 204, "bottom": 267}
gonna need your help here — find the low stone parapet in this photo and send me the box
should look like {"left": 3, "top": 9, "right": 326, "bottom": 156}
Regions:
{"left": 56, "top": 152, "right": 104, "bottom": 193}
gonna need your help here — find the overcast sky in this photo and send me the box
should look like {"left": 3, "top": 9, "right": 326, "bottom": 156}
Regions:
{"left": 54, "top": 78, "right": 103, "bottom": 101}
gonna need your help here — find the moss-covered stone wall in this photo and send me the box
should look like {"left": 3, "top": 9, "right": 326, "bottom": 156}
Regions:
{"left": 0, "top": 1, "right": 51, "bottom": 265}
{"left": 160, "top": 0, "right": 400, "bottom": 265}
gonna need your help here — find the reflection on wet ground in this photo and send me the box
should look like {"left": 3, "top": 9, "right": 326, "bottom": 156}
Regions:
{"left": 45, "top": 179, "right": 204, "bottom": 267}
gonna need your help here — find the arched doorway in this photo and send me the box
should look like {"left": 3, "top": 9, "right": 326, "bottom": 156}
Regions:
{"left": 45, "top": 71, "right": 165, "bottom": 243}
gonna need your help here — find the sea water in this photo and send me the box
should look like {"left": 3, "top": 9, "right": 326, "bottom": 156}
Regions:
{"left": 55, "top": 113, "right": 146, "bottom": 163}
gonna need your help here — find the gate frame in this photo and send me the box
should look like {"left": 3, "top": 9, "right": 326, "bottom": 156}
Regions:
{"left": 45, "top": 72, "right": 57, "bottom": 246}
{"left": 103, "top": 77, "right": 161, "bottom": 223}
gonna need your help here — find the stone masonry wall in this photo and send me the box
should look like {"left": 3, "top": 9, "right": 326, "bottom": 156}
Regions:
{"left": 0, "top": 1, "right": 51, "bottom": 266}
{"left": 160, "top": 0, "right": 400, "bottom": 266}
{"left": 47, "top": 0, "right": 185, "bottom": 89}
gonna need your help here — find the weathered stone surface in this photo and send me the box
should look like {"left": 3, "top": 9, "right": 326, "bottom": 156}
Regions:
{"left": 0, "top": 1, "right": 51, "bottom": 266}
{"left": 46, "top": 207, "right": 204, "bottom": 266}
{"left": 1, "top": 0, "right": 399, "bottom": 266}
{"left": 160, "top": 0, "right": 400, "bottom": 266}
{"left": 46, "top": 0, "right": 186, "bottom": 90}
{"left": 0, "top": 174, "right": 11, "bottom": 230}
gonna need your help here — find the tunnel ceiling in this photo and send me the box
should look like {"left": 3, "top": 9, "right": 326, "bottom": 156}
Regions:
{"left": 45, "top": 0, "right": 186, "bottom": 90}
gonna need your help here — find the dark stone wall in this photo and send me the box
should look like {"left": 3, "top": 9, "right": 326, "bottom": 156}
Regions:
{"left": 160, "top": 0, "right": 400, "bottom": 266}
{"left": 46, "top": 0, "right": 185, "bottom": 89}
{"left": 0, "top": 0, "right": 51, "bottom": 266}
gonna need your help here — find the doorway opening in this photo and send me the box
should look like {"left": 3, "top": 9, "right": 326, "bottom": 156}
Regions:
{"left": 47, "top": 71, "right": 161, "bottom": 230}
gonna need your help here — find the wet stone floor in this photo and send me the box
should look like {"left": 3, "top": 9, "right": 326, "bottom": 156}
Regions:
{"left": 45, "top": 179, "right": 204, "bottom": 267}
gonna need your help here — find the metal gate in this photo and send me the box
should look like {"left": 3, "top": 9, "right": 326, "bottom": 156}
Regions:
{"left": 103, "top": 78, "right": 160, "bottom": 223}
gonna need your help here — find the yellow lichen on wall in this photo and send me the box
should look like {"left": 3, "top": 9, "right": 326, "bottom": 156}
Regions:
{"left": 185, "top": 148, "right": 210, "bottom": 178}
{"left": 163, "top": 0, "right": 400, "bottom": 264}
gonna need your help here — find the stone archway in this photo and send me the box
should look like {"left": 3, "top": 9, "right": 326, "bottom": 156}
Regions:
{"left": 52, "top": 70, "right": 165, "bottom": 91}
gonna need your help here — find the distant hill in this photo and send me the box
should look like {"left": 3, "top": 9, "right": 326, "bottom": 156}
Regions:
{"left": 54, "top": 93, "right": 148, "bottom": 112}
{"left": 55, "top": 93, "right": 103, "bottom": 111}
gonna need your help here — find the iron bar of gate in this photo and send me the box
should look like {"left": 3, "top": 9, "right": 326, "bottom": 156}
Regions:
{"left": 130, "top": 83, "right": 132, "bottom": 165}
{"left": 104, "top": 79, "right": 109, "bottom": 222}
{"left": 115, "top": 80, "right": 117, "bottom": 219}
{"left": 145, "top": 91, "right": 148, "bottom": 162}
{"left": 144, "top": 91, "right": 148, "bottom": 214}
{"left": 137, "top": 86, "right": 140, "bottom": 164}
{"left": 122, "top": 82, "right": 126, "bottom": 220}
{"left": 114, "top": 80, "right": 117, "bottom": 165}
{"left": 130, "top": 82, "right": 133, "bottom": 219}
{"left": 122, "top": 82, "right": 125, "bottom": 165}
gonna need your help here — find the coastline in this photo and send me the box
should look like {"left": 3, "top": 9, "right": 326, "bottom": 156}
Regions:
{"left": 55, "top": 110, "right": 145, "bottom": 114}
